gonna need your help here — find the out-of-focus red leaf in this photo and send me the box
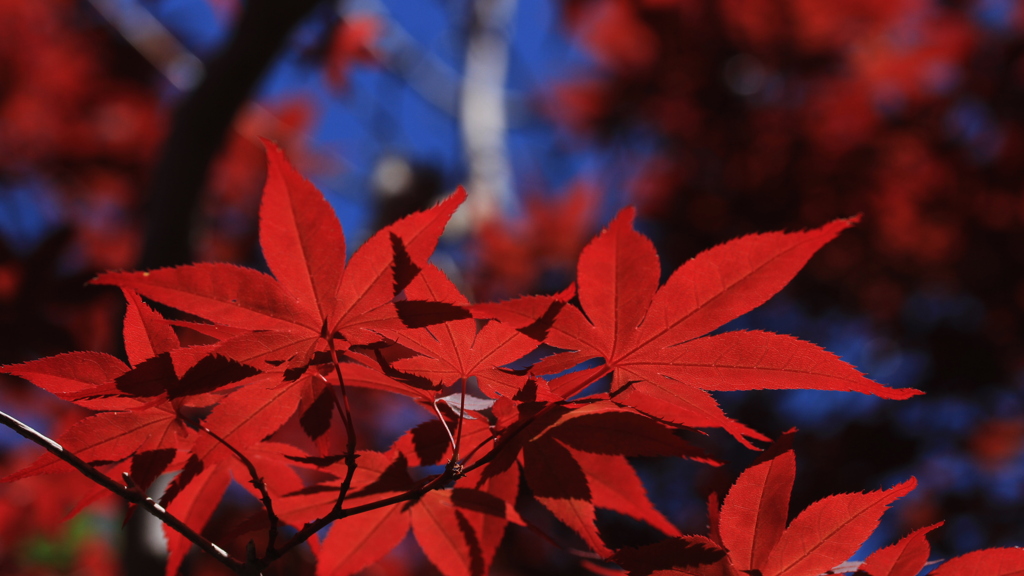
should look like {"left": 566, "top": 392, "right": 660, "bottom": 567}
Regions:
{"left": 929, "top": 547, "right": 1024, "bottom": 576}
{"left": 612, "top": 535, "right": 739, "bottom": 576}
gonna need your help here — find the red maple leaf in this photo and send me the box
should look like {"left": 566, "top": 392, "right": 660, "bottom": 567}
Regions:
{"left": 94, "top": 140, "right": 466, "bottom": 363}
{"left": 613, "top": 435, "right": 916, "bottom": 576}
{"left": 86, "top": 142, "right": 467, "bottom": 447}
{"left": 536, "top": 208, "right": 920, "bottom": 447}
{"left": 717, "top": 435, "right": 916, "bottom": 576}
{"left": 1, "top": 287, "right": 220, "bottom": 485}
{"left": 854, "top": 522, "right": 942, "bottom": 576}
{"left": 381, "top": 264, "right": 543, "bottom": 398}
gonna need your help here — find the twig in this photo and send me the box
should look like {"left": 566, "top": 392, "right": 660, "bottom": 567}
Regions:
{"left": 326, "top": 337, "right": 359, "bottom": 512}
{"left": 0, "top": 408, "right": 247, "bottom": 574}
{"left": 460, "top": 0, "right": 519, "bottom": 225}
{"left": 195, "top": 421, "right": 280, "bottom": 557}
{"left": 264, "top": 362, "right": 611, "bottom": 565}
{"left": 264, "top": 458, "right": 461, "bottom": 563}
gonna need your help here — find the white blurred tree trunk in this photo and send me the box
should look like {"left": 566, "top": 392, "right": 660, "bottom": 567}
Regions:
{"left": 460, "top": 0, "right": 518, "bottom": 227}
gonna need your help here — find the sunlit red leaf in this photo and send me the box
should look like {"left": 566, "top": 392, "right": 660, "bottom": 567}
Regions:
{"left": 569, "top": 448, "right": 681, "bottom": 537}
{"left": 163, "top": 465, "right": 233, "bottom": 576}
{"left": 759, "top": 478, "right": 917, "bottom": 576}
{"left": 332, "top": 188, "right": 466, "bottom": 343}
{"left": 385, "top": 265, "right": 538, "bottom": 397}
{"left": 3, "top": 409, "right": 186, "bottom": 481}
{"left": 855, "top": 522, "right": 942, "bottom": 576}
{"left": 316, "top": 499, "right": 410, "bottom": 576}
{"left": 2, "top": 351, "right": 129, "bottom": 398}
{"left": 719, "top": 432, "right": 796, "bottom": 571}
{"left": 543, "top": 210, "right": 918, "bottom": 447}
{"left": 121, "top": 288, "right": 179, "bottom": 366}
{"left": 95, "top": 263, "right": 321, "bottom": 333}
{"left": 259, "top": 139, "right": 346, "bottom": 323}
{"left": 523, "top": 438, "right": 610, "bottom": 557}
{"left": 412, "top": 490, "right": 481, "bottom": 576}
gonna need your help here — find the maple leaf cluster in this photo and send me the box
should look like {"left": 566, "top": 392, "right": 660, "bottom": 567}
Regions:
{"left": 1, "top": 143, "right": 1019, "bottom": 576}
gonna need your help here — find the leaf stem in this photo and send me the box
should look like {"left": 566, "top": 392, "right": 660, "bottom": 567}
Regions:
{"left": 431, "top": 377, "right": 468, "bottom": 462}
{"left": 0, "top": 408, "right": 247, "bottom": 574}
{"left": 454, "top": 377, "right": 467, "bottom": 461}
{"left": 433, "top": 399, "right": 458, "bottom": 455}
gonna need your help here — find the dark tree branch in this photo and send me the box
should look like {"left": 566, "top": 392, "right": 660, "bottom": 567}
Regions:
{"left": 141, "top": 0, "right": 326, "bottom": 269}
{"left": 0, "top": 409, "right": 247, "bottom": 574}
{"left": 263, "top": 458, "right": 461, "bottom": 565}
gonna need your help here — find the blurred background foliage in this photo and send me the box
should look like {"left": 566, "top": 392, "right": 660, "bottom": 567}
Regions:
{"left": 1, "top": 0, "right": 1023, "bottom": 573}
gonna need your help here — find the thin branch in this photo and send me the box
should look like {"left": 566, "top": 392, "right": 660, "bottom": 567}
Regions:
{"left": 460, "top": 0, "right": 519, "bottom": 225}
{"left": 264, "top": 458, "right": 460, "bottom": 563}
{"left": 0, "top": 409, "right": 246, "bottom": 574}
{"left": 430, "top": 378, "right": 467, "bottom": 474}
{"left": 326, "top": 337, "right": 359, "bottom": 512}
{"left": 195, "top": 422, "right": 280, "bottom": 557}
{"left": 85, "top": 0, "right": 204, "bottom": 91}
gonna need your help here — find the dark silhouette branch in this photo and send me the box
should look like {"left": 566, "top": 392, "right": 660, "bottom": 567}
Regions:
{"left": 140, "top": 0, "right": 326, "bottom": 269}
{"left": 327, "top": 337, "right": 359, "bottom": 513}
{"left": 263, "top": 458, "right": 461, "bottom": 565}
{"left": 0, "top": 408, "right": 248, "bottom": 574}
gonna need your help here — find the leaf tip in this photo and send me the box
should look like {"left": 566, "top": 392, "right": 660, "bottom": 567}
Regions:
{"left": 885, "top": 386, "right": 925, "bottom": 401}
{"left": 608, "top": 206, "right": 638, "bottom": 229}
{"left": 890, "top": 476, "right": 918, "bottom": 497}
{"left": 257, "top": 135, "right": 278, "bottom": 151}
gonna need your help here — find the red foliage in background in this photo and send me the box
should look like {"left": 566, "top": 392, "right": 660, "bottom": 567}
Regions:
{"left": 3, "top": 0, "right": 1024, "bottom": 574}
{"left": 542, "top": 1, "right": 1024, "bottom": 560}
